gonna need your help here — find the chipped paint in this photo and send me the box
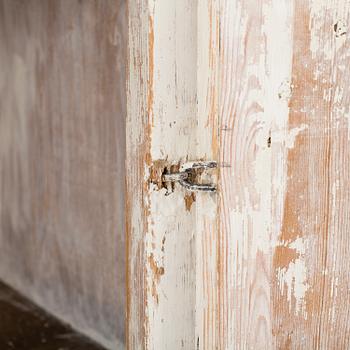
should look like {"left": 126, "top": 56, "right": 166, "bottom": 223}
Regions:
{"left": 148, "top": 253, "right": 165, "bottom": 304}
{"left": 184, "top": 193, "right": 196, "bottom": 211}
{"left": 277, "top": 256, "right": 309, "bottom": 316}
{"left": 271, "top": 124, "right": 309, "bottom": 149}
{"left": 276, "top": 237, "right": 309, "bottom": 317}
{"left": 129, "top": 1, "right": 199, "bottom": 349}
{"left": 129, "top": 0, "right": 350, "bottom": 348}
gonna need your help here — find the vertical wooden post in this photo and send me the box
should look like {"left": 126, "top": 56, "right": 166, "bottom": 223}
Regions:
{"left": 127, "top": 1, "right": 201, "bottom": 348}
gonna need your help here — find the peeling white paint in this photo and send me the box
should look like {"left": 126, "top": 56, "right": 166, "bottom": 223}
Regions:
{"left": 130, "top": 0, "right": 350, "bottom": 347}
{"left": 277, "top": 237, "right": 309, "bottom": 317}
{"left": 277, "top": 254, "right": 309, "bottom": 317}
{"left": 272, "top": 124, "right": 309, "bottom": 149}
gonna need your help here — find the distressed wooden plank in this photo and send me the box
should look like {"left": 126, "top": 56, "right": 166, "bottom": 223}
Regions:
{"left": 218, "top": 1, "right": 293, "bottom": 348}
{"left": 196, "top": 1, "right": 220, "bottom": 349}
{"left": 218, "top": 0, "right": 350, "bottom": 349}
{"left": 129, "top": 0, "right": 350, "bottom": 349}
{"left": 126, "top": 2, "right": 149, "bottom": 347}
{"left": 273, "top": 1, "right": 350, "bottom": 348}
{"left": 127, "top": 1, "right": 199, "bottom": 348}
{"left": 127, "top": 1, "right": 222, "bottom": 349}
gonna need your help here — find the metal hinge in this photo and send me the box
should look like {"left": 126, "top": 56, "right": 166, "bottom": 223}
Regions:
{"left": 162, "top": 160, "right": 217, "bottom": 192}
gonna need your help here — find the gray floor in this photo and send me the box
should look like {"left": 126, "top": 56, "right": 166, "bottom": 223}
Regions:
{"left": 0, "top": 281, "right": 106, "bottom": 350}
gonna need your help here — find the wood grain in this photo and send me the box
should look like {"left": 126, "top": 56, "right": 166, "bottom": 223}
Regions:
{"left": 218, "top": 1, "right": 278, "bottom": 348}
{"left": 218, "top": 0, "right": 350, "bottom": 349}
{"left": 196, "top": 1, "right": 220, "bottom": 349}
{"left": 127, "top": 1, "right": 198, "bottom": 349}
{"left": 0, "top": 1, "right": 126, "bottom": 348}
{"left": 128, "top": 0, "right": 350, "bottom": 349}
{"left": 273, "top": 1, "right": 350, "bottom": 349}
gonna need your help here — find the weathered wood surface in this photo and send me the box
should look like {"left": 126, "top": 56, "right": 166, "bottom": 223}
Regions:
{"left": 218, "top": 1, "right": 292, "bottom": 348}
{"left": 127, "top": 1, "right": 199, "bottom": 348}
{"left": 219, "top": 0, "right": 350, "bottom": 349}
{"left": 0, "top": 1, "right": 126, "bottom": 348}
{"left": 128, "top": 0, "right": 350, "bottom": 349}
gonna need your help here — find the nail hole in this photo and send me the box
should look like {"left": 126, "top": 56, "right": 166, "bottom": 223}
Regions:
{"left": 267, "top": 136, "right": 271, "bottom": 148}
{"left": 278, "top": 80, "right": 292, "bottom": 100}
{"left": 334, "top": 20, "right": 347, "bottom": 38}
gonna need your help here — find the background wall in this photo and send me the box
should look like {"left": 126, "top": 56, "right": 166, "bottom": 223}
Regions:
{"left": 0, "top": 1, "right": 126, "bottom": 348}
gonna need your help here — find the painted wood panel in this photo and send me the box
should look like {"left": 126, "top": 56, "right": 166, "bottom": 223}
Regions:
{"left": 127, "top": 1, "right": 199, "bottom": 348}
{"left": 218, "top": 0, "right": 350, "bottom": 349}
{"left": 274, "top": 2, "right": 350, "bottom": 348}
{"left": 128, "top": 0, "right": 350, "bottom": 349}
{"left": 218, "top": 1, "right": 293, "bottom": 348}
{"left": 127, "top": 0, "right": 221, "bottom": 348}
{"left": 196, "top": 1, "right": 220, "bottom": 349}
{"left": 0, "top": 1, "right": 126, "bottom": 348}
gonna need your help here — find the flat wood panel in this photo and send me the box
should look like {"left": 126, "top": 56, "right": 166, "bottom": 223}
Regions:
{"left": 218, "top": 1, "right": 280, "bottom": 348}
{"left": 273, "top": 2, "right": 350, "bottom": 348}
{"left": 195, "top": 1, "right": 220, "bottom": 349}
{"left": 218, "top": 0, "right": 350, "bottom": 349}
{"left": 0, "top": 1, "right": 126, "bottom": 348}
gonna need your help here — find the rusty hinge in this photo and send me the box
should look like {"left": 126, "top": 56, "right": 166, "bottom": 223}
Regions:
{"left": 162, "top": 160, "right": 217, "bottom": 192}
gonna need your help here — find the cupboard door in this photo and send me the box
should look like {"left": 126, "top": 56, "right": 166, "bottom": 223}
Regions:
{"left": 127, "top": 1, "right": 350, "bottom": 349}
